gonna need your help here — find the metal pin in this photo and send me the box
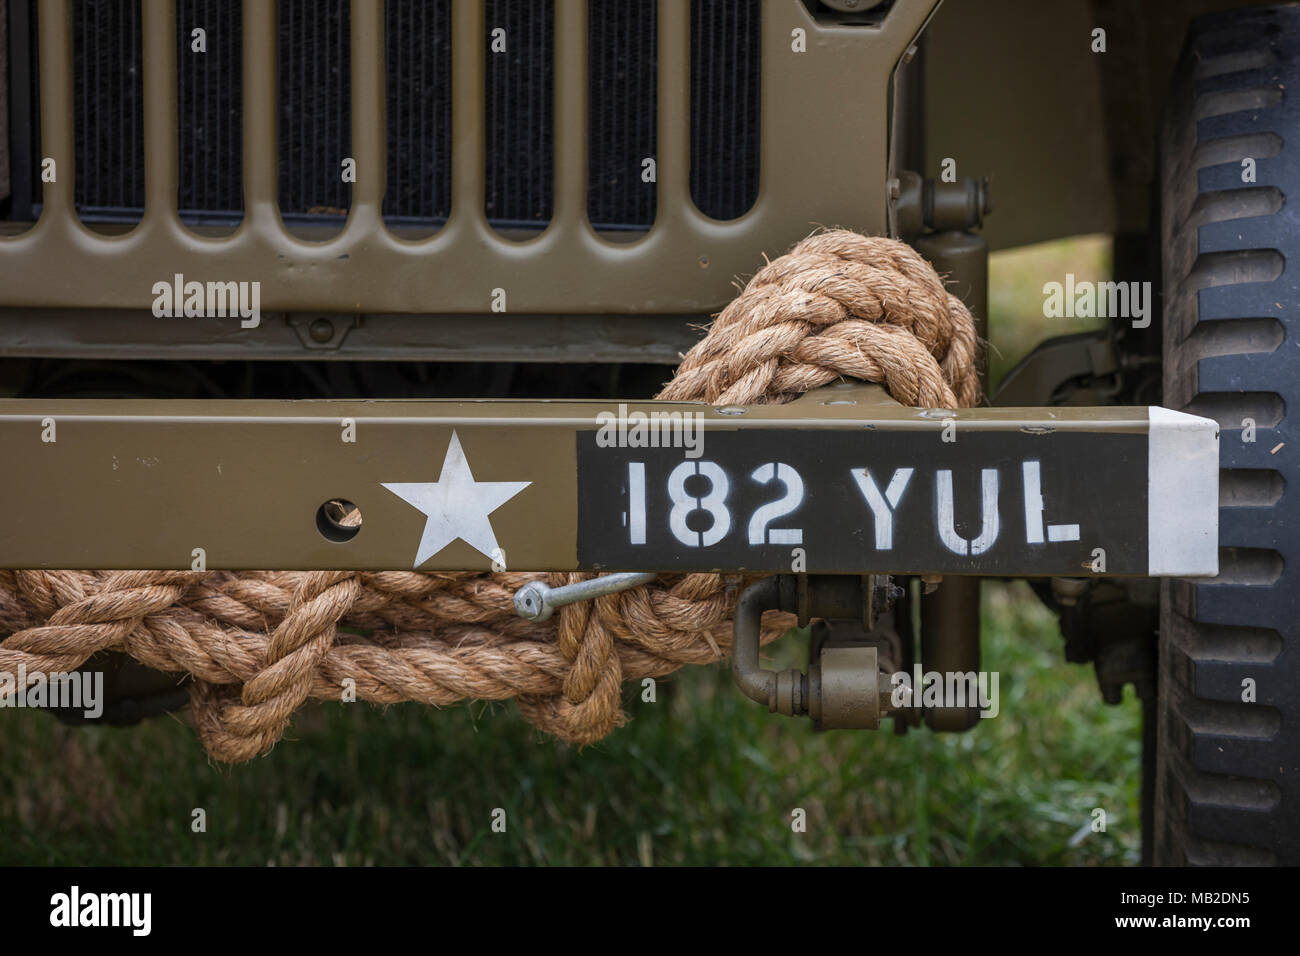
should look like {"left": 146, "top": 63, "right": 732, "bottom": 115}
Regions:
{"left": 513, "top": 572, "right": 658, "bottom": 622}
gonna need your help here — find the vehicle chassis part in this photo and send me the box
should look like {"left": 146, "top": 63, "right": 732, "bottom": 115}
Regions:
{"left": 732, "top": 574, "right": 899, "bottom": 730}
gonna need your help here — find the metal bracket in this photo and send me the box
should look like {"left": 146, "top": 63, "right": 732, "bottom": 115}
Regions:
{"left": 288, "top": 313, "right": 359, "bottom": 350}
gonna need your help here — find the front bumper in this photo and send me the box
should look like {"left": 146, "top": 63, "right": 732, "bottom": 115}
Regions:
{"left": 0, "top": 384, "right": 1219, "bottom": 576}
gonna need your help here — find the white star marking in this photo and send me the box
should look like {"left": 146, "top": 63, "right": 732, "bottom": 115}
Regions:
{"left": 382, "top": 430, "right": 531, "bottom": 569}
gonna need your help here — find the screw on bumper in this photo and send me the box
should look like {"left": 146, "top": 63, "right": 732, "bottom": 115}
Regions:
{"left": 513, "top": 572, "right": 658, "bottom": 623}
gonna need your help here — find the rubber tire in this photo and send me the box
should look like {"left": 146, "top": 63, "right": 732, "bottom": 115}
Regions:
{"left": 1158, "top": 4, "right": 1300, "bottom": 865}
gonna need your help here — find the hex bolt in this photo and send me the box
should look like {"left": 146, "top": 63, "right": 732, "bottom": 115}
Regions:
{"left": 513, "top": 572, "right": 658, "bottom": 622}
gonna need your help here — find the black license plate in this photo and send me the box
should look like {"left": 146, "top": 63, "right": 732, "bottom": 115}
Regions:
{"left": 577, "top": 428, "right": 1148, "bottom": 575}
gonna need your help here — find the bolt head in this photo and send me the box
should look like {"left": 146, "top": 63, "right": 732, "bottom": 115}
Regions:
{"left": 309, "top": 318, "right": 335, "bottom": 343}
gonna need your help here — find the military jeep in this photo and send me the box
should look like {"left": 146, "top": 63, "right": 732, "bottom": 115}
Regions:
{"left": 0, "top": 0, "right": 1295, "bottom": 866}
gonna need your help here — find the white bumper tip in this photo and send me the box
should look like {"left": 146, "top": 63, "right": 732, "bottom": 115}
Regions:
{"left": 1148, "top": 406, "right": 1219, "bottom": 577}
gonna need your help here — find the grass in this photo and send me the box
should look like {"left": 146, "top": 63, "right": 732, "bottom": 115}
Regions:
{"left": 0, "top": 236, "right": 1134, "bottom": 865}
{"left": 0, "top": 581, "right": 1140, "bottom": 866}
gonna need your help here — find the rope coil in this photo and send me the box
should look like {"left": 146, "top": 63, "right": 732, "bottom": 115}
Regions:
{"left": 0, "top": 232, "right": 980, "bottom": 762}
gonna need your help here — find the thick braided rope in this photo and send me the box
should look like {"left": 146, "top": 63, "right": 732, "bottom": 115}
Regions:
{"left": 660, "top": 231, "right": 979, "bottom": 408}
{"left": 0, "top": 232, "right": 980, "bottom": 762}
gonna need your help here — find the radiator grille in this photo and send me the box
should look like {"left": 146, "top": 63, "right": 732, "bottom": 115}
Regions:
{"left": 16, "top": 0, "right": 761, "bottom": 230}
{"left": 2, "top": 0, "right": 911, "bottom": 318}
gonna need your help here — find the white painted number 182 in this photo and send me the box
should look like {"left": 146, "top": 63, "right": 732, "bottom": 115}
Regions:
{"left": 627, "top": 460, "right": 804, "bottom": 548}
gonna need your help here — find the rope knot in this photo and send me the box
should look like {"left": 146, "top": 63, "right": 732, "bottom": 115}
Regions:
{"left": 660, "top": 231, "right": 980, "bottom": 408}
{"left": 192, "top": 570, "right": 360, "bottom": 761}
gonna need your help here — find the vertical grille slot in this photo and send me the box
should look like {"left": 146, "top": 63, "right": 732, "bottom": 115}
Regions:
{"left": 690, "top": 0, "right": 761, "bottom": 221}
{"left": 484, "top": 0, "right": 553, "bottom": 232}
{"left": 1, "top": 2, "right": 12, "bottom": 210}
{"left": 72, "top": 0, "right": 144, "bottom": 226}
{"left": 382, "top": 0, "right": 451, "bottom": 232}
{"left": 7, "top": 0, "right": 39, "bottom": 224}
{"left": 276, "top": 0, "right": 351, "bottom": 231}
{"left": 176, "top": 0, "right": 242, "bottom": 227}
{"left": 587, "top": 0, "right": 656, "bottom": 232}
